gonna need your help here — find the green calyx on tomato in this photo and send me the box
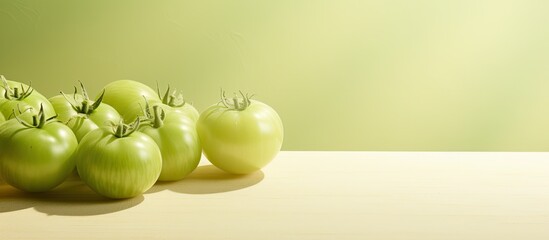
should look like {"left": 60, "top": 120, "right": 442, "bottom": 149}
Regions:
{"left": 112, "top": 118, "right": 141, "bottom": 138}
{"left": 157, "top": 83, "right": 186, "bottom": 108}
{"left": 156, "top": 83, "right": 200, "bottom": 122}
{"left": 11, "top": 104, "right": 56, "bottom": 129}
{"left": 50, "top": 82, "right": 121, "bottom": 141}
{"left": 140, "top": 101, "right": 165, "bottom": 128}
{"left": 1, "top": 75, "right": 34, "bottom": 101}
{"left": 61, "top": 81, "right": 105, "bottom": 116}
{"left": 219, "top": 89, "right": 255, "bottom": 111}
{"left": 0, "top": 75, "right": 56, "bottom": 120}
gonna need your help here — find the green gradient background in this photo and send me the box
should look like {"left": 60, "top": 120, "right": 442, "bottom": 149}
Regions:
{"left": 2, "top": 0, "right": 549, "bottom": 151}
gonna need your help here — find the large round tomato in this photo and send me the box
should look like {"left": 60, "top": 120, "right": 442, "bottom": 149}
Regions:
{"left": 0, "top": 76, "right": 55, "bottom": 119}
{"left": 140, "top": 104, "right": 201, "bottom": 181}
{"left": 0, "top": 108, "right": 78, "bottom": 192}
{"left": 49, "top": 84, "right": 121, "bottom": 141}
{"left": 197, "top": 91, "right": 284, "bottom": 174}
{"left": 74, "top": 120, "right": 162, "bottom": 198}
{"left": 101, "top": 80, "right": 161, "bottom": 122}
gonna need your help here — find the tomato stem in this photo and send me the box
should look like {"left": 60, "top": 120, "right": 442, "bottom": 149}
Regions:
{"left": 115, "top": 120, "right": 124, "bottom": 137}
{"left": 12, "top": 104, "right": 49, "bottom": 129}
{"left": 1, "top": 75, "right": 34, "bottom": 100}
{"left": 81, "top": 101, "right": 90, "bottom": 114}
{"left": 152, "top": 105, "right": 164, "bottom": 128}
{"left": 157, "top": 82, "right": 186, "bottom": 108}
{"left": 219, "top": 89, "right": 254, "bottom": 111}
{"left": 168, "top": 91, "right": 177, "bottom": 106}
{"left": 13, "top": 87, "right": 20, "bottom": 98}
{"left": 139, "top": 97, "right": 165, "bottom": 129}
{"left": 60, "top": 82, "right": 105, "bottom": 115}
{"left": 113, "top": 118, "right": 141, "bottom": 138}
{"left": 233, "top": 97, "right": 240, "bottom": 109}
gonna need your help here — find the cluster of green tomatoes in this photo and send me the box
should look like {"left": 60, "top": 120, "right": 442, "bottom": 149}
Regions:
{"left": 0, "top": 76, "right": 284, "bottom": 199}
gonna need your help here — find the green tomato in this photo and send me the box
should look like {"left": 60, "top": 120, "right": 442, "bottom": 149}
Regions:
{"left": 197, "top": 91, "right": 284, "bottom": 174}
{"left": 0, "top": 77, "right": 56, "bottom": 119}
{"left": 0, "top": 109, "right": 78, "bottom": 192}
{"left": 140, "top": 104, "right": 201, "bottom": 181}
{"left": 101, "top": 80, "right": 161, "bottom": 122}
{"left": 74, "top": 120, "right": 162, "bottom": 199}
{"left": 49, "top": 84, "right": 121, "bottom": 141}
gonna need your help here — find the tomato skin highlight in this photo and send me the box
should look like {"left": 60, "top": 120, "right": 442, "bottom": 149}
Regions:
{"left": 74, "top": 127, "right": 162, "bottom": 199}
{"left": 169, "top": 103, "right": 200, "bottom": 123}
{"left": 0, "top": 118, "right": 78, "bottom": 192}
{"left": 197, "top": 100, "right": 284, "bottom": 174}
{"left": 101, "top": 80, "right": 161, "bottom": 122}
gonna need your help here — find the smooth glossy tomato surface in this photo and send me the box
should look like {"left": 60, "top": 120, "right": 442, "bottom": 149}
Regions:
{"left": 0, "top": 111, "right": 78, "bottom": 192}
{"left": 197, "top": 95, "right": 283, "bottom": 174}
{"left": 101, "top": 80, "right": 161, "bottom": 122}
{"left": 74, "top": 124, "right": 162, "bottom": 199}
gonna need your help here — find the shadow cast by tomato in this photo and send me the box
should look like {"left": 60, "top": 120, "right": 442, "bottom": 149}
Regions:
{"left": 0, "top": 175, "right": 144, "bottom": 216}
{"left": 0, "top": 177, "right": 36, "bottom": 213}
{"left": 146, "top": 164, "right": 264, "bottom": 194}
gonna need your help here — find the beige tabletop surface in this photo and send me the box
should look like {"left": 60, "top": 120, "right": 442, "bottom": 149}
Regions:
{"left": 1, "top": 151, "right": 549, "bottom": 239}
